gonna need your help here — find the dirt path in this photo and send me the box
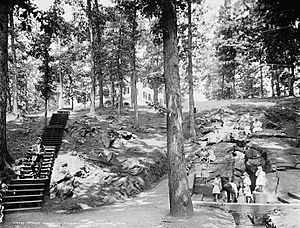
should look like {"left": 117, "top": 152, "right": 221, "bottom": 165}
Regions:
{"left": 3, "top": 177, "right": 169, "bottom": 228}
{"left": 2, "top": 176, "right": 235, "bottom": 228}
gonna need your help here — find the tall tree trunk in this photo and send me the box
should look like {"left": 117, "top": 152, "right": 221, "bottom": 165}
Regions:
{"left": 118, "top": 27, "right": 123, "bottom": 110}
{"left": 153, "top": 86, "right": 158, "bottom": 103}
{"left": 111, "top": 80, "right": 115, "bottom": 107}
{"left": 98, "top": 70, "right": 104, "bottom": 108}
{"left": 44, "top": 96, "right": 48, "bottom": 126}
{"left": 58, "top": 37, "right": 63, "bottom": 110}
{"left": 289, "top": 65, "right": 295, "bottom": 96}
{"left": 94, "top": 0, "right": 104, "bottom": 109}
{"left": 0, "top": 4, "right": 13, "bottom": 167}
{"left": 44, "top": 51, "right": 50, "bottom": 127}
{"left": 275, "top": 70, "right": 280, "bottom": 97}
{"left": 232, "top": 69, "right": 236, "bottom": 99}
{"left": 87, "top": 0, "right": 96, "bottom": 115}
{"left": 130, "top": 1, "right": 138, "bottom": 124}
{"left": 162, "top": 0, "right": 193, "bottom": 217}
{"left": 119, "top": 82, "right": 123, "bottom": 111}
{"left": 187, "top": 0, "right": 196, "bottom": 141}
{"left": 221, "top": 63, "right": 225, "bottom": 99}
{"left": 260, "top": 64, "right": 264, "bottom": 98}
{"left": 131, "top": 67, "right": 138, "bottom": 124}
{"left": 7, "top": 86, "right": 12, "bottom": 112}
{"left": 9, "top": 8, "right": 18, "bottom": 116}
{"left": 271, "top": 69, "right": 275, "bottom": 97}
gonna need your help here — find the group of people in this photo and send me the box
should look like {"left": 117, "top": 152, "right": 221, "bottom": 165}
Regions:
{"left": 212, "top": 166, "right": 266, "bottom": 203}
{"left": 233, "top": 115, "right": 263, "bottom": 138}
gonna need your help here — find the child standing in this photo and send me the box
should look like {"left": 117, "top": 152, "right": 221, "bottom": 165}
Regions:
{"left": 242, "top": 172, "right": 253, "bottom": 203}
{"left": 212, "top": 175, "right": 222, "bottom": 202}
{"left": 255, "top": 166, "right": 266, "bottom": 192}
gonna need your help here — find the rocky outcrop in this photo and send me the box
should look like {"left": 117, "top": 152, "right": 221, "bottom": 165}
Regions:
{"left": 187, "top": 102, "right": 300, "bottom": 201}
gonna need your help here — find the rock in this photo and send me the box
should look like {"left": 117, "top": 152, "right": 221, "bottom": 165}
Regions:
{"left": 198, "top": 127, "right": 214, "bottom": 135}
{"left": 220, "top": 107, "right": 235, "bottom": 114}
{"left": 78, "top": 203, "right": 92, "bottom": 210}
{"left": 89, "top": 148, "right": 114, "bottom": 165}
{"left": 205, "top": 131, "right": 222, "bottom": 144}
{"left": 55, "top": 210, "right": 67, "bottom": 214}
{"left": 121, "top": 158, "right": 146, "bottom": 176}
{"left": 112, "top": 138, "right": 127, "bottom": 149}
{"left": 100, "top": 149, "right": 113, "bottom": 162}
{"left": 101, "top": 130, "right": 117, "bottom": 148}
{"left": 117, "top": 130, "right": 137, "bottom": 140}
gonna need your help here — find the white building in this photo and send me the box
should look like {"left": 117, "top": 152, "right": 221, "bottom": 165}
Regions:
{"left": 122, "top": 81, "right": 165, "bottom": 106}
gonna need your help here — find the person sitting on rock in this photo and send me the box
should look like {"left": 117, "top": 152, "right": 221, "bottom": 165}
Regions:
{"left": 52, "top": 162, "right": 75, "bottom": 200}
{"left": 252, "top": 118, "right": 263, "bottom": 133}
{"left": 207, "top": 147, "right": 216, "bottom": 163}
{"left": 255, "top": 166, "right": 266, "bottom": 192}
{"left": 30, "top": 137, "right": 45, "bottom": 178}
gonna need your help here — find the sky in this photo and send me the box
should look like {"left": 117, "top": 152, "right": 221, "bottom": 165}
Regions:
{"left": 33, "top": 0, "right": 224, "bottom": 13}
{"left": 33, "top": 0, "right": 114, "bottom": 10}
{"left": 33, "top": 0, "right": 114, "bottom": 20}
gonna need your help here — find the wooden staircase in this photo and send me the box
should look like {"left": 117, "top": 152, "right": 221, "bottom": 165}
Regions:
{"left": 1, "top": 110, "right": 69, "bottom": 213}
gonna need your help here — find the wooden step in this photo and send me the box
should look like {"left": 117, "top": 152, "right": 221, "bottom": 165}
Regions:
{"left": 23, "top": 161, "right": 53, "bottom": 165}
{"left": 23, "top": 157, "right": 54, "bottom": 161}
{"left": 21, "top": 166, "right": 53, "bottom": 172}
{"left": 20, "top": 173, "right": 51, "bottom": 178}
{"left": 21, "top": 171, "right": 51, "bottom": 176}
{"left": 41, "top": 135, "right": 62, "bottom": 138}
{"left": 25, "top": 155, "right": 54, "bottom": 159}
{"left": 5, "top": 189, "right": 44, "bottom": 195}
{"left": 27, "top": 152, "right": 54, "bottom": 156}
{"left": 44, "top": 146, "right": 56, "bottom": 149}
{"left": 29, "top": 147, "right": 55, "bottom": 151}
{"left": 22, "top": 174, "right": 50, "bottom": 179}
{"left": 2, "top": 199, "right": 43, "bottom": 205}
{"left": 3, "top": 194, "right": 43, "bottom": 201}
{"left": 3, "top": 200, "right": 43, "bottom": 210}
{"left": 8, "top": 183, "right": 45, "bottom": 189}
{"left": 10, "top": 178, "right": 48, "bottom": 183}
{"left": 4, "top": 206, "right": 41, "bottom": 213}
{"left": 21, "top": 166, "right": 52, "bottom": 171}
{"left": 25, "top": 154, "right": 54, "bottom": 158}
